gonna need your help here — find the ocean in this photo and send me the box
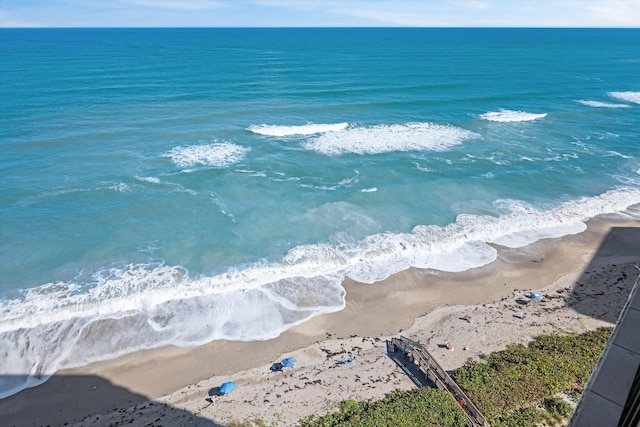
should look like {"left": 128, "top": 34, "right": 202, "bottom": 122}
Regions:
{"left": 1, "top": 28, "right": 639, "bottom": 398}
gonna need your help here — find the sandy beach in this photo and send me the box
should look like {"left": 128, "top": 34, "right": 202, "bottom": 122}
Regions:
{"left": 2, "top": 209, "right": 639, "bottom": 427}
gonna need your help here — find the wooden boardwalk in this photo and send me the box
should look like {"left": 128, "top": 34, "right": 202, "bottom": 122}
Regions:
{"left": 389, "top": 336, "right": 489, "bottom": 427}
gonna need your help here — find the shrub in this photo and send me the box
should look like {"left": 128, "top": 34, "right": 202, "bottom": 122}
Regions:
{"left": 298, "top": 388, "right": 467, "bottom": 427}
{"left": 297, "top": 327, "right": 612, "bottom": 427}
{"left": 543, "top": 396, "right": 572, "bottom": 419}
{"left": 453, "top": 327, "right": 612, "bottom": 420}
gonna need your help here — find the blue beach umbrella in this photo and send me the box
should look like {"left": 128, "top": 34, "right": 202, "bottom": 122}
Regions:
{"left": 282, "top": 357, "right": 297, "bottom": 368}
{"left": 220, "top": 381, "right": 236, "bottom": 395}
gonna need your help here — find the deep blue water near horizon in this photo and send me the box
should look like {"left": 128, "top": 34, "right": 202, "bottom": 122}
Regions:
{"left": 1, "top": 28, "right": 639, "bottom": 398}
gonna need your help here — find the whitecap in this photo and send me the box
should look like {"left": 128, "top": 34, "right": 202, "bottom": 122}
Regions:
{"left": 608, "top": 91, "right": 640, "bottom": 104}
{"left": 165, "top": 142, "right": 249, "bottom": 168}
{"left": 480, "top": 109, "right": 547, "bottom": 122}
{"left": 247, "top": 122, "right": 348, "bottom": 136}
{"left": 576, "top": 99, "right": 630, "bottom": 108}
{"left": 361, "top": 187, "right": 377, "bottom": 193}
{"left": 136, "top": 176, "right": 161, "bottom": 184}
{"left": 303, "top": 122, "right": 478, "bottom": 156}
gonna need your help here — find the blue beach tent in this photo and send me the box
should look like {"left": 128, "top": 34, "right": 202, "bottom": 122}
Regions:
{"left": 220, "top": 381, "right": 236, "bottom": 395}
{"left": 530, "top": 293, "right": 544, "bottom": 301}
{"left": 282, "top": 357, "right": 297, "bottom": 368}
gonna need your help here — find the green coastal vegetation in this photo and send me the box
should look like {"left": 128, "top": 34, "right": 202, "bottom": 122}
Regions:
{"left": 231, "top": 327, "right": 612, "bottom": 427}
{"left": 454, "top": 327, "right": 610, "bottom": 426}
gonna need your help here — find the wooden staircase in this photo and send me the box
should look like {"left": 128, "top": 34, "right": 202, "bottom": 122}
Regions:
{"left": 389, "top": 336, "right": 489, "bottom": 427}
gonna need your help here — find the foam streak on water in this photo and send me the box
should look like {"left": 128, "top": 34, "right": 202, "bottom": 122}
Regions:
{"left": 576, "top": 99, "right": 631, "bottom": 108}
{"left": 480, "top": 109, "right": 547, "bottom": 122}
{"left": 247, "top": 122, "right": 348, "bottom": 136}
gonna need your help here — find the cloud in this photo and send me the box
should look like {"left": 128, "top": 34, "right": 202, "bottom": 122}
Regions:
{"left": 448, "top": 0, "right": 491, "bottom": 10}
{"left": 0, "top": 11, "right": 42, "bottom": 27}
{"left": 330, "top": 7, "right": 449, "bottom": 27}
{"left": 122, "top": 0, "right": 230, "bottom": 10}
{"left": 1, "top": 0, "right": 639, "bottom": 27}
{"left": 249, "top": 0, "right": 322, "bottom": 9}
{"left": 587, "top": 0, "right": 640, "bottom": 26}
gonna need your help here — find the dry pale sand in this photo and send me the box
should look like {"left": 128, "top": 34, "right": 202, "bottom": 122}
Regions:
{"left": 1, "top": 210, "right": 639, "bottom": 427}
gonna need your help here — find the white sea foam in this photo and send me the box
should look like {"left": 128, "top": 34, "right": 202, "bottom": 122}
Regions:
{"left": 2, "top": 188, "right": 640, "bottom": 399}
{"left": 576, "top": 99, "right": 631, "bottom": 108}
{"left": 361, "top": 187, "right": 377, "bottom": 192}
{"left": 608, "top": 91, "right": 640, "bottom": 104}
{"left": 165, "top": 142, "right": 249, "bottom": 168}
{"left": 299, "top": 171, "right": 360, "bottom": 191}
{"left": 491, "top": 223, "right": 587, "bottom": 248}
{"left": 346, "top": 188, "right": 640, "bottom": 282}
{"left": 303, "top": 122, "right": 479, "bottom": 156}
{"left": 247, "top": 122, "right": 348, "bottom": 136}
{"left": 0, "top": 261, "right": 347, "bottom": 398}
{"left": 480, "top": 109, "right": 547, "bottom": 122}
{"left": 413, "top": 162, "right": 433, "bottom": 172}
{"left": 488, "top": 190, "right": 640, "bottom": 247}
{"left": 110, "top": 182, "right": 132, "bottom": 192}
{"left": 136, "top": 176, "right": 161, "bottom": 184}
{"left": 605, "top": 151, "right": 633, "bottom": 159}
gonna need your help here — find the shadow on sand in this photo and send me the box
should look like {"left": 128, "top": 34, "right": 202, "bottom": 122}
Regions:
{"left": 0, "top": 374, "right": 224, "bottom": 427}
{"left": 565, "top": 227, "right": 640, "bottom": 322}
{"left": 385, "top": 340, "right": 435, "bottom": 388}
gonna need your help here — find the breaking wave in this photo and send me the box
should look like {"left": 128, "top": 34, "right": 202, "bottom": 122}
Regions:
{"left": 165, "top": 142, "right": 249, "bottom": 168}
{"left": 608, "top": 91, "right": 640, "bottom": 104}
{"left": 576, "top": 99, "right": 631, "bottom": 108}
{"left": 247, "top": 122, "right": 348, "bottom": 136}
{"left": 480, "top": 109, "right": 547, "bottom": 122}
{"left": 303, "top": 122, "right": 479, "bottom": 155}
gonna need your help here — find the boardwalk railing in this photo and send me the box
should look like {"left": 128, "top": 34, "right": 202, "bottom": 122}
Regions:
{"left": 390, "top": 336, "right": 489, "bottom": 427}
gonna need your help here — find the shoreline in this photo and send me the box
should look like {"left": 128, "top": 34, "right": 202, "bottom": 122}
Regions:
{"left": 1, "top": 209, "right": 639, "bottom": 426}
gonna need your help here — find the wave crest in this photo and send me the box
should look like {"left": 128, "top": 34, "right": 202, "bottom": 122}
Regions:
{"left": 165, "top": 142, "right": 249, "bottom": 168}
{"left": 247, "top": 122, "right": 348, "bottom": 136}
{"left": 576, "top": 99, "right": 631, "bottom": 108}
{"left": 608, "top": 91, "right": 640, "bottom": 104}
{"left": 480, "top": 109, "right": 547, "bottom": 122}
{"left": 303, "top": 122, "right": 479, "bottom": 155}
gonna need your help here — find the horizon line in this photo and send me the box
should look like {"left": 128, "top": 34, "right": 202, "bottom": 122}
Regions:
{"left": 2, "top": 26, "right": 639, "bottom": 29}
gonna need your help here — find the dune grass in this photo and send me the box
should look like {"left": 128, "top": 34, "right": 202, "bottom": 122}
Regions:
{"left": 297, "top": 327, "right": 612, "bottom": 427}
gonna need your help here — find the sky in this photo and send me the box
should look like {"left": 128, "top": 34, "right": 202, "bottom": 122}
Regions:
{"left": 1, "top": 0, "right": 640, "bottom": 28}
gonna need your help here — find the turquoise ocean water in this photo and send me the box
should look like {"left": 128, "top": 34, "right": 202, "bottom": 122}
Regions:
{"left": 1, "top": 28, "right": 639, "bottom": 398}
